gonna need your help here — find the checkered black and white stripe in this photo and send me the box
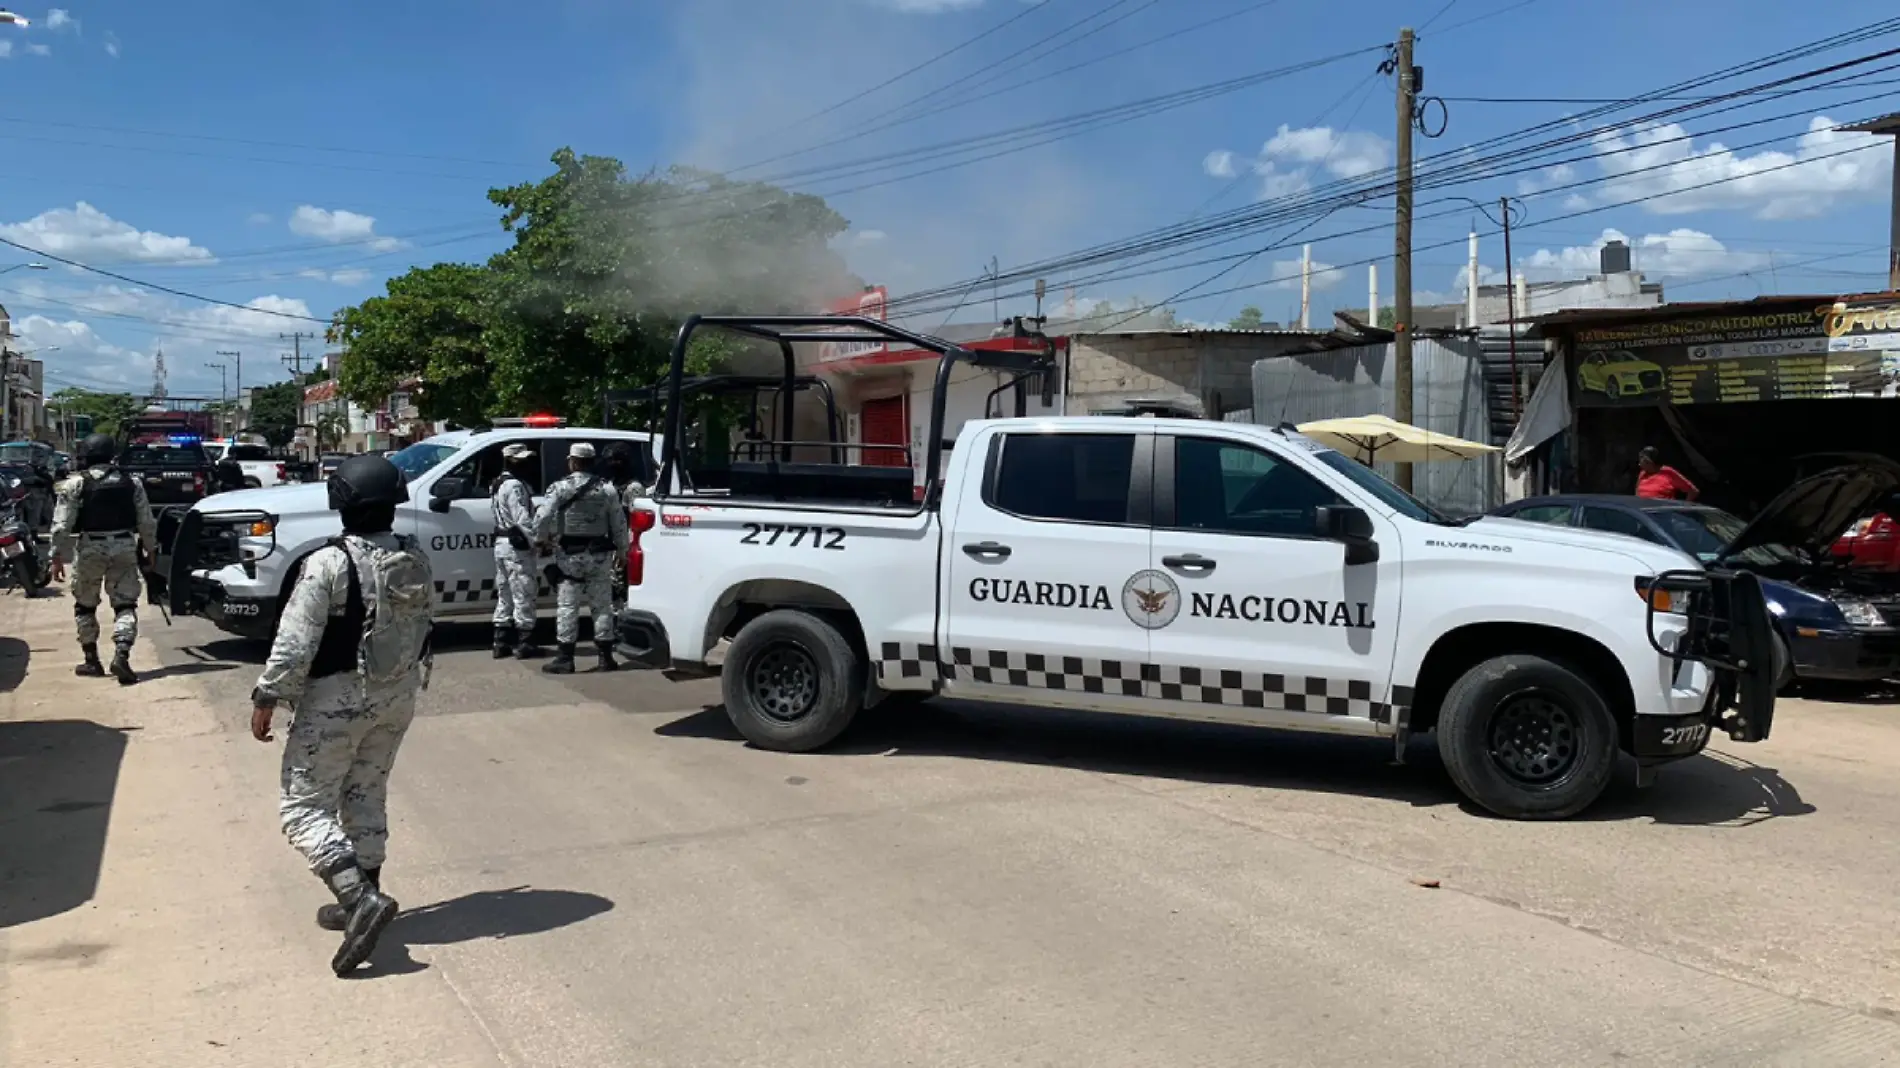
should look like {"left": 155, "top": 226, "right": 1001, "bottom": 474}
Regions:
{"left": 869, "top": 643, "right": 1413, "bottom": 722}
{"left": 434, "top": 576, "right": 557, "bottom": 606}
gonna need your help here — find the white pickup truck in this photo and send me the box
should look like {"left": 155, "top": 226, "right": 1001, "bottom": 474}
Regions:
{"left": 159, "top": 421, "right": 657, "bottom": 642}
{"left": 204, "top": 437, "right": 287, "bottom": 489}
{"left": 618, "top": 314, "right": 1780, "bottom": 820}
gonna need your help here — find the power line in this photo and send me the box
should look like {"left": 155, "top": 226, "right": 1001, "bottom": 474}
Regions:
{"left": 0, "top": 236, "right": 330, "bottom": 322}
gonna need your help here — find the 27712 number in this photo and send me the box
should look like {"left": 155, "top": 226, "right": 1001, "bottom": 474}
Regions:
{"left": 740, "top": 523, "right": 846, "bottom": 550}
{"left": 1660, "top": 723, "right": 1709, "bottom": 749}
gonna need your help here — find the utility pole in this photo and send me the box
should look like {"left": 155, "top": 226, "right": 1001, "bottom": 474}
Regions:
{"left": 1299, "top": 244, "right": 1312, "bottom": 329}
{"left": 1368, "top": 264, "right": 1378, "bottom": 327}
{"left": 1391, "top": 27, "right": 1419, "bottom": 491}
{"left": 1500, "top": 197, "right": 1522, "bottom": 418}
{"left": 280, "top": 331, "right": 316, "bottom": 380}
{"left": 987, "top": 257, "right": 1000, "bottom": 321}
{"left": 1466, "top": 231, "right": 1480, "bottom": 327}
{"left": 205, "top": 361, "right": 230, "bottom": 436}
{"left": 217, "top": 350, "right": 241, "bottom": 433}
{"left": 1841, "top": 117, "right": 1900, "bottom": 290}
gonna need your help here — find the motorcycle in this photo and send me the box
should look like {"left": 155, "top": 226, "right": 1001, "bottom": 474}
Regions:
{"left": 0, "top": 470, "right": 51, "bottom": 595}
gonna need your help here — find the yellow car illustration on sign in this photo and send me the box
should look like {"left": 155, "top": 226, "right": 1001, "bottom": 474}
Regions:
{"left": 1577, "top": 349, "right": 1666, "bottom": 400}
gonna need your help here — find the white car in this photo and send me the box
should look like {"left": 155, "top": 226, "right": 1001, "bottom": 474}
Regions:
{"left": 624, "top": 412, "right": 1779, "bottom": 820}
{"left": 159, "top": 424, "right": 658, "bottom": 642}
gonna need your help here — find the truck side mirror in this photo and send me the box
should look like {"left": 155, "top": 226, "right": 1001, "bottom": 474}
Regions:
{"left": 428, "top": 477, "right": 464, "bottom": 513}
{"left": 1315, "top": 504, "right": 1379, "bottom": 565}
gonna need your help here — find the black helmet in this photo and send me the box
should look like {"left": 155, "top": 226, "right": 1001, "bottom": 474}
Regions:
{"left": 327, "top": 454, "right": 410, "bottom": 511}
{"left": 78, "top": 433, "right": 116, "bottom": 465}
{"left": 602, "top": 441, "right": 635, "bottom": 480}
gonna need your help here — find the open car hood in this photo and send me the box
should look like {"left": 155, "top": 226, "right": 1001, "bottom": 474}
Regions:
{"left": 1716, "top": 453, "right": 1900, "bottom": 565}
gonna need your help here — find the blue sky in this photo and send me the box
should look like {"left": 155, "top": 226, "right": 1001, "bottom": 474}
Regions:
{"left": 1, "top": 0, "right": 1895, "bottom": 400}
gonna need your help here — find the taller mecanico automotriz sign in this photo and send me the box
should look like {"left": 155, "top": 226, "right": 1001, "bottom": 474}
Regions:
{"left": 1569, "top": 294, "right": 1900, "bottom": 408}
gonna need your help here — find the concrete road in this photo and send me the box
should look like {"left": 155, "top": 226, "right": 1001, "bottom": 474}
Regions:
{"left": 5, "top": 589, "right": 1900, "bottom": 1066}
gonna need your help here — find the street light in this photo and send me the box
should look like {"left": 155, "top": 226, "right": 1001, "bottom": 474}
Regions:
{"left": 0, "top": 263, "right": 48, "bottom": 277}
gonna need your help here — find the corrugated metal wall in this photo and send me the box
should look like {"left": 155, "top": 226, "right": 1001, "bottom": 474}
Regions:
{"left": 1248, "top": 338, "right": 1501, "bottom": 515}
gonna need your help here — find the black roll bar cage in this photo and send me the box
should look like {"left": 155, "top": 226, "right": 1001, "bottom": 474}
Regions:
{"left": 601, "top": 373, "right": 847, "bottom": 462}
{"left": 658, "top": 315, "right": 1056, "bottom": 511}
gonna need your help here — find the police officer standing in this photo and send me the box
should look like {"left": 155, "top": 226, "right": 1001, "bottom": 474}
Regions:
{"left": 490, "top": 443, "right": 544, "bottom": 659}
{"left": 532, "top": 442, "right": 628, "bottom": 675}
{"left": 250, "top": 453, "right": 435, "bottom": 976}
{"left": 49, "top": 433, "right": 156, "bottom": 684}
{"left": 602, "top": 441, "right": 648, "bottom": 511}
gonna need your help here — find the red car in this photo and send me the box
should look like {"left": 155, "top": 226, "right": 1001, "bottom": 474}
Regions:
{"left": 1833, "top": 510, "right": 1900, "bottom": 571}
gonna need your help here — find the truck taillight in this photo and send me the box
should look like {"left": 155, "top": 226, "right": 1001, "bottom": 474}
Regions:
{"left": 192, "top": 472, "right": 205, "bottom": 496}
{"left": 275, "top": 463, "right": 287, "bottom": 482}
{"left": 627, "top": 507, "right": 657, "bottom": 586}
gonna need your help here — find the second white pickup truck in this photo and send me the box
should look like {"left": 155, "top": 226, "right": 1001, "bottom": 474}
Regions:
{"left": 620, "top": 314, "right": 1781, "bottom": 820}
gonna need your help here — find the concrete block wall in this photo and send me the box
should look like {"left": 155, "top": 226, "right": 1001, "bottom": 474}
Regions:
{"left": 1067, "top": 333, "right": 1320, "bottom": 417}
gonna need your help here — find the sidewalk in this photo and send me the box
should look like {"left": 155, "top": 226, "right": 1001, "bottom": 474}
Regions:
{"left": 0, "top": 587, "right": 506, "bottom": 1067}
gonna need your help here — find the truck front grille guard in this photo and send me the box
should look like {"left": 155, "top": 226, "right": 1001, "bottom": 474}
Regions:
{"left": 1639, "top": 568, "right": 1777, "bottom": 742}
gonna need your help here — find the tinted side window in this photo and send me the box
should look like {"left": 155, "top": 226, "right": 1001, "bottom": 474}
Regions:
{"left": 1581, "top": 506, "right": 1659, "bottom": 542}
{"left": 449, "top": 442, "right": 543, "bottom": 499}
{"left": 989, "top": 433, "right": 1136, "bottom": 525}
{"left": 1508, "top": 504, "right": 1574, "bottom": 526}
{"left": 1173, "top": 437, "right": 1341, "bottom": 537}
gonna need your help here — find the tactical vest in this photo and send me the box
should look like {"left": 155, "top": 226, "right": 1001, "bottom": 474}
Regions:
{"left": 491, "top": 474, "right": 533, "bottom": 550}
{"left": 310, "top": 536, "right": 434, "bottom": 681}
{"left": 555, "top": 476, "right": 613, "bottom": 551}
{"left": 76, "top": 468, "right": 138, "bottom": 533}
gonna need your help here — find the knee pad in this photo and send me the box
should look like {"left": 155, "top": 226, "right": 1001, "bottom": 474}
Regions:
{"left": 109, "top": 601, "right": 138, "bottom": 614}
{"left": 73, "top": 602, "right": 98, "bottom": 618}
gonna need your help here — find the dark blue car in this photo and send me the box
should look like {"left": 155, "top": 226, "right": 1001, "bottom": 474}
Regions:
{"left": 1493, "top": 491, "right": 1900, "bottom": 686}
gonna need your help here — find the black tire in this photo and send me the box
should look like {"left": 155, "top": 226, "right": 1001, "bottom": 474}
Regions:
{"left": 721, "top": 609, "right": 863, "bottom": 752}
{"left": 1772, "top": 631, "right": 1795, "bottom": 693}
{"left": 12, "top": 556, "right": 43, "bottom": 596}
{"left": 243, "top": 477, "right": 262, "bottom": 489}
{"left": 1435, "top": 653, "right": 1619, "bottom": 820}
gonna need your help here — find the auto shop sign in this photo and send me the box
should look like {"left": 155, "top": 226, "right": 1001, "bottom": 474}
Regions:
{"left": 1569, "top": 295, "right": 1900, "bottom": 408}
{"left": 815, "top": 286, "right": 889, "bottom": 364}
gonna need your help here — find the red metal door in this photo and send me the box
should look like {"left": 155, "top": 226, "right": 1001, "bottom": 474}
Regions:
{"left": 859, "top": 394, "right": 909, "bottom": 468}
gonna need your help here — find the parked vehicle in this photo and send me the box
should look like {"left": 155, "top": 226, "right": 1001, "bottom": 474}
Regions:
{"left": 619, "top": 314, "right": 1781, "bottom": 821}
{"left": 317, "top": 453, "right": 349, "bottom": 480}
{"left": 203, "top": 436, "right": 287, "bottom": 489}
{"left": 155, "top": 423, "right": 660, "bottom": 642}
{"left": 118, "top": 437, "right": 213, "bottom": 512}
{"left": 1492, "top": 472, "right": 1900, "bottom": 687}
{"left": 0, "top": 468, "right": 50, "bottom": 594}
{"left": 0, "top": 440, "right": 55, "bottom": 533}
{"left": 1830, "top": 500, "right": 1900, "bottom": 572}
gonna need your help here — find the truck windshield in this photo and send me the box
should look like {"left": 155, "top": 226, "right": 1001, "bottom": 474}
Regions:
{"left": 387, "top": 442, "right": 458, "bottom": 480}
{"left": 0, "top": 443, "right": 43, "bottom": 465}
{"left": 1311, "top": 449, "right": 1451, "bottom": 524}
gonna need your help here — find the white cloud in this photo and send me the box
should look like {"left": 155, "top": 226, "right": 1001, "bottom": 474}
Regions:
{"left": 25, "top": 42, "right": 48, "bottom": 56}
{"left": 848, "top": 229, "right": 887, "bottom": 245}
{"left": 1546, "top": 116, "right": 1893, "bottom": 221}
{"left": 103, "top": 32, "right": 119, "bottom": 58}
{"left": 1264, "top": 256, "right": 1346, "bottom": 292}
{"left": 45, "top": 9, "right": 77, "bottom": 32}
{"left": 1204, "top": 125, "right": 1394, "bottom": 203}
{"left": 1450, "top": 227, "right": 1769, "bottom": 290}
{"left": 0, "top": 40, "right": 12, "bottom": 59}
{"left": 288, "top": 205, "right": 402, "bottom": 251}
{"left": 246, "top": 211, "right": 272, "bottom": 226}
{"left": 299, "top": 267, "right": 372, "bottom": 286}
{"left": 0, "top": 202, "right": 213, "bottom": 265}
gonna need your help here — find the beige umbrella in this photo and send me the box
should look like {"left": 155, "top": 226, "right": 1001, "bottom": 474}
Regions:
{"left": 1295, "top": 413, "right": 1498, "bottom": 465}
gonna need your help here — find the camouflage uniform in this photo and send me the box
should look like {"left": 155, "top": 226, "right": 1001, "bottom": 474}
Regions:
{"left": 255, "top": 534, "right": 432, "bottom": 876}
{"left": 490, "top": 472, "right": 539, "bottom": 633}
{"left": 51, "top": 464, "right": 156, "bottom": 655}
{"left": 533, "top": 469, "right": 629, "bottom": 647}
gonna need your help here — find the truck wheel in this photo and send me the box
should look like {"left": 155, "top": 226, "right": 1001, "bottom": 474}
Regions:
{"left": 722, "top": 609, "right": 863, "bottom": 752}
{"left": 1435, "top": 653, "right": 1619, "bottom": 820}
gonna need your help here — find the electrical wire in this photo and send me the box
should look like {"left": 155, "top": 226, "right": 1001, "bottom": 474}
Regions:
{"left": 0, "top": 236, "right": 331, "bottom": 323}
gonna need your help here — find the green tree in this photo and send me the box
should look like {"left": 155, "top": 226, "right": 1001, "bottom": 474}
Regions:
{"left": 329, "top": 262, "right": 495, "bottom": 425}
{"left": 49, "top": 388, "right": 144, "bottom": 439}
{"left": 245, "top": 380, "right": 304, "bottom": 446}
{"left": 1228, "top": 305, "right": 1265, "bottom": 329}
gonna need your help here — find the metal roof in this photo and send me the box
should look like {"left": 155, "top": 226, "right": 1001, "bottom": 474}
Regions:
{"left": 1524, "top": 293, "right": 1877, "bottom": 329}
{"left": 1072, "top": 327, "right": 1333, "bottom": 338}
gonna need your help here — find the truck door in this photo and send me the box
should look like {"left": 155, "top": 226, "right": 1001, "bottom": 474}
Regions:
{"left": 941, "top": 429, "right": 1154, "bottom": 710}
{"left": 415, "top": 440, "right": 540, "bottom": 612}
{"left": 1143, "top": 432, "right": 1403, "bottom": 729}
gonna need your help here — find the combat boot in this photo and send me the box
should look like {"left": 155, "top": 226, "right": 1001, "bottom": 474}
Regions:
{"left": 492, "top": 625, "right": 515, "bottom": 659}
{"left": 322, "top": 861, "right": 398, "bottom": 976}
{"left": 595, "top": 641, "right": 619, "bottom": 673}
{"left": 74, "top": 642, "right": 104, "bottom": 678}
{"left": 316, "top": 866, "right": 379, "bottom": 931}
{"left": 109, "top": 642, "right": 137, "bottom": 686}
{"left": 513, "top": 634, "right": 546, "bottom": 660}
{"left": 541, "top": 642, "right": 577, "bottom": 675}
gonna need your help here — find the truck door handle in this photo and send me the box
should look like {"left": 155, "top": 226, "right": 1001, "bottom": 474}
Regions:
{"left": 962, "top": 541, "right": 1012, "bottom": 560}
{"left": 1161, "top": 553, "right": 1216, "bottom": 573}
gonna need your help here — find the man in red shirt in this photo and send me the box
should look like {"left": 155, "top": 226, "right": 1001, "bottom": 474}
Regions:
{"left": 1635, "top": 446, "right": 1698, "bottom": 501}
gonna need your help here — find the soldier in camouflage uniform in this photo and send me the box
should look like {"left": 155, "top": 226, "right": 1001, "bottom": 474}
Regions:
{"left": 251, "top": 453, "right": 434, "bottom": 977}
{"left": 532, "top": 442, "right": 629, "bottom": 675}
{"left": 489, "top": 442, "right": 544, "bottom": 660}
{"left": 602, "top": 441, "right": 648, "bottom": 512}
{"left": 49, "top": 433, "right": 156, "bottom": 685}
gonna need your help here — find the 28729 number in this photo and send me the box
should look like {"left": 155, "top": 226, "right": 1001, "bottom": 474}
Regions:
{"left": 740, "top": 523, "right": 846, "bottom": 550}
